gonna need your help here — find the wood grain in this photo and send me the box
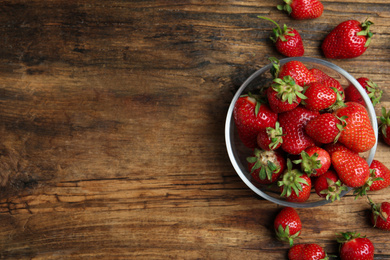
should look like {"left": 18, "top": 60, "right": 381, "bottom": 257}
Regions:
{"left": 0, "top": 1, "right": 389, "bottom": 259}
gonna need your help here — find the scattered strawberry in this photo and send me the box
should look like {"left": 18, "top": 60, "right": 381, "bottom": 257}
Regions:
{"left": 322, "top": 19, "right": 374, "bottom": 59}
{"left": 247, "top": 149, "right": 286, "bottom": 184}
{"left": 294, "top": 146, "right": 331, "bottom": 177}
{"left": 305, "top": 113, "right": 346, "bottom": 144}
{"left": 274, "top": 207, "right": 302, "bottom": 246}
{"left": 278, "top": 159, "right": 312, "bottom": 202}
{"left": 277, "top": 0, "right": 324, "bottom": 20}
{"left": 279, "top": 106, "right": 319, "bottom": 155}
{"left": 233, "top": 94, "right": 278, "bottom": 148}
{"left": 278, "top": 60, "right": 316, "bottom": 86}
{"left": 258, "top": 16, "right": 304, "bottom": 57}
{"left": 378, "top": 107, "right": 390, "bottom": 146}
{"left": 333, "top": 102, "right": 376, "bottom": 153}
{"left": 267, "top": 76, "right": 307, "bottom": 113}
{"left": 314, "top": 170, "right": 348, "bottom": 201}
{"left": 288, "top": 243, "right": 329, "bottom": 260}
{"left": 367, "top": 160, "right": 390, "bottom": 191}
{"left": 257, "top": 122, "right": 284, "bottom": 150}
{"left": 302, "top": 82, "right": 337, "bottom": 111}
{"left": 337, "top": 232, "right": 374, "bottom": 260}
{"left": 368, "top": 197, "right": 390, "bottom": 231}
{"left": 331, "top": 150, "right": 370, "bottom": 188}
{"left": 345, "top": 77, "right": 382, "bottom": 106}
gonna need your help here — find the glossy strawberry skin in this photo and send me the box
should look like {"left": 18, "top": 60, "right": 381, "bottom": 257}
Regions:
{"left": 279, "top": 106, "right": 319, "bottom": 155}
{"left": 233, "top": 96, "right": 278, "bottom": 148}
{"left": 369, "top": 160, "right": 390, "bottom": 191}
{"left": 305, "top": 113, "right": 340, "bottom": 144}
{"left": 314, "top": 170, "right": 339, "bottom": 198}
{"left": 267, "top": 86, "right": 301, "bottom": 113}
{"left": 339, "top": 236, "right": 374, "bottom": 260}
{"left": 303, "top": 146, "right": 331, "bottom": 177}
{"left": 280, "top": 173, "right": 312, "bottom": 202}
{"left": 310, "top": 68, "right": 344, "bottom": 96}
{"left": 275, "top": 28, "right": 305, "bottom": 57}
{"left": 279, "top": 0, "right": 324, "bottom": 20}
{"left": 322, "top": 20, "right": 372, "bottom": 59}
{"left": 333, "top": 102, "right": 376, "bottom": 153}
{"left": 370, "top": 201, "right": 390, "bottom": 231}
{"left": 302, "top": 82, "right": 336, "bottom": 111}
{"left": 256, "top": 127, "right": 283, "bottom": 151}
{"left": 278, "top": 61, "right": 316, "bottom": 86}
{"left": 274, "top": 207, "right": 302, "bottom": 245}
{"left": 288, "top": 243, "right": 327, "bottom": 260}
{"left": 323, "top": 142, "right": 358, "bottom": 157}
{"left": 345, "top": 77, "right": 382, "bottom": 106}
{"left": 331, "top": 150, "right": 370, "bottom": 188}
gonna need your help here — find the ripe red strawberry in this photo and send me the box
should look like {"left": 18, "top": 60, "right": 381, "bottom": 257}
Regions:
{"left": 278, "top": 159, "right": 312, "bottom": 202}
{"left": 267, "top": 76, "right": 307, "bottom": 113}
{"left": 279, "top": 106, "right": 319, "bottom": 155}
{"left": 314, "top": 170, "right": 348, "bottom": 201}
{"left": 322, "top": 19, "right": 374, "bottom": 59}
{"left": 337, "top": 232, "right": 374, "bottom": 260}
{"left": 233, "top": 95, "right": 278, "bottom": 148}
{"left": 331, "top": 150, "right": 370, "bottom": 188}
{"left": 323, "top": 142, "right": 358, "bottom": 157}
{"left": 368, "top": 160, "right": 390, "bottom": 191}
{"left": 345, "top": 77, "right": 382, "bottom": 106}
{"left": 278, "top": 60, "right": 316, "bottom": 86}
{"left": 305, "top": 113, "right": 346, "bottom": 144}
{"left": 274, "top": 207, "right": 302, "bottom": 246}
{"left": 294, "top": 146, "right": 331, "bottom": 177}
{"left": 333, "top": 102, "right": 376, "bottom": 153}
{"left": 247, "top": 149, "right": 286, "bottom": 184}
{"left": 277, "top": 0, "right": 324, "bottom": 20}
{"left": 369, "top": 198, "right": 390, "bottom": 231}
{"left": 288, "top": 243, "right": 328, "bottom": 260}
{"left": 258, "top": 16, "right": 304, "bottom": 57}
{"left": 302, "top": 82, "right": 337, "bottom": 111}
{"left": 257, "top": 122, "right": 284, "bottom": 150}
{"left": 309, "top": 68, "right": 344, "bottom": 98}
{"left": 378, "top": 107, "right": 390, "bottom": 146}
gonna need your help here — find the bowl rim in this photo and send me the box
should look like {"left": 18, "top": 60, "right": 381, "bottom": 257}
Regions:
{"left": 225, "top": 57, "right": 378, "bottom": 208}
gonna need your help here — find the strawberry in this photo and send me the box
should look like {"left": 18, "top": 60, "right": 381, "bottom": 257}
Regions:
{"left": 233, "top": 94, "right": 278, "bottom": 148}
{"left": 314, "top": 170, "right": 348, "bottom": 201}
{"left": 331, "top": 150, "right": 370, "bottom": 188}
{"left": 288, "top": 243, "right": 329, "bottom": 260}
{"left": 333, "top": 102, "right": 376, "bottom": 153}
{"left": 345, "top": 77, "right": 382, "bottom": 106}
{"left": 258, "top": 16, "right": 304, "bottom": 57}
{"left": 378, "top": 107, "right": 390, "bottom": 146}
{"left": 279, "top": 106, "right": 319, "bottom": 155}
{"left": 294, "top": 146, "right": 331, "bottom": 177}
{"left": 278, "top": 60, "right": 316, "bottom": 86}
{"left": 301, "top": 82, "right": 337, "bottom": 111}
{"left": 278, "top": 159, "right": 312, "bottom": 202}
{"left": 247, "top": 149, "right": 286, "bottom": 184}
{"left": 322, "top": 19, "right": 374, "bottom": 59}
{"left": 277, "top": 0, "right": 324, "bottom": 20}
{"left": 267, "top": 76, "right": 307, "bottom": 113}
{"left": 305, "top": 113, "right": 346, "bottom": 144}
{"left": 323, "top": 142, "right": 357, "bottom": 157}
{"left": 256, "top": 122, "right": 284, "bottom": 150}
{"left": 367, "top": 160, "right": 390, "bottom": 191}
{"left": 309, "top": 68, "right": 344, "bottom": 99}
{"left": 274, "top": 207, "right": 302, "bottom": 246}
{"left": 337, "top": 232, "right": 374, "bottom": 260}
{"left": 368, "top": 197, "right": 390, "bottom": 231}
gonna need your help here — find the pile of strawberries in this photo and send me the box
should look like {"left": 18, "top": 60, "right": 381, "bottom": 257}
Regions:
{"left": 230, "top": 0, "right": 390, "bottom": 259}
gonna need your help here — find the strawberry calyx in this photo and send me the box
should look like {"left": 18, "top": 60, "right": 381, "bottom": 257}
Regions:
{"left": 275, "top": 223, "right": 300, "bottom": 247}
{"left": 365, "top": 80, "right": 382, "bottom": 105}
{"left": 334, "top": 115, "right": 348, "bottom": 143}
{"left": 240, "top": 92, "right": 267, "bottom": 117}
{"left": 320, "top": 178, "right": 348, "bottom": 202}
{"left": 276, "top": 0, "right": 293, "bottom": 16}
{"left": 257, "top": 16, "right": 295, "bottom": 43}
{"left": 269, "top": 57, "right": 280, "bottom": 78}
{"left": 247, "top": 149, "right": 281, "bottom": 181}
{"left": 368, "top": 196, "right": 388, "bottom": 227}
{"left": 271, "top": 76, "right": 307, "bottom": 104}
{"left": 336, "top": 231, "right": 364, "bottom": 244}
{"left": 278, "top": 159, "right": 308, "bottom": 198}
{"left": 353, "top": 169, "right": 384, "bottom": 199}
{"left": 378, "top": 107, "right": 390, "bottom": 138}
{"left": 265, "top": 121, "right": 284, "bottom": 150}
{"left": 293, "top": 151, "right": 321, "bottom": 177}
{"left": 356, "top": 19, "right": 374, "bottom": 48}
{"left": 326, "top": 87, "right": 346, "bottom": 112}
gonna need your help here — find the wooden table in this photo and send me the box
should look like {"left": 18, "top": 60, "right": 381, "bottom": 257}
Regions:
{"left": 0, "top": 1, "right": 389, "bottom": 259}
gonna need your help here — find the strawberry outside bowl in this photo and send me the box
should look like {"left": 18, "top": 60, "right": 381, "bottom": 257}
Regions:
{"left": 225, "top": 57, "right": 378, "bottom": 208}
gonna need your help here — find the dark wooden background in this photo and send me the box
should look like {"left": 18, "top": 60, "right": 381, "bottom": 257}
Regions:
{"left": 0, "top": 1, "right": 389, "bottom": 259}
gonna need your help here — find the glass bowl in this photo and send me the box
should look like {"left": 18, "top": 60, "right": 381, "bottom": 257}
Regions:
{"left": 225, "top": 57, "right": 378, "bottom": 208}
